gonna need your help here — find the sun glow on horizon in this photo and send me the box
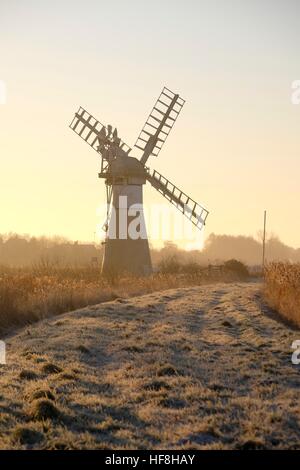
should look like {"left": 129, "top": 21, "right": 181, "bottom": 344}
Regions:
{"left": 1, "top": 1, "right": 300, "bottom": 248}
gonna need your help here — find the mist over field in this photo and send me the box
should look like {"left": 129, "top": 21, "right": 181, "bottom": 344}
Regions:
{"left": 1, "top": 232, "right": 299, "bottom": 267}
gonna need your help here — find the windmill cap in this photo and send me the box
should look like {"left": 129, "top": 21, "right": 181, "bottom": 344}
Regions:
{"left": 110, "top": 156, "right": 146, "bottom": 178}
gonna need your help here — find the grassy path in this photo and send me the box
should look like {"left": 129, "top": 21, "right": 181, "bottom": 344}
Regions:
{"left": 0, "top": 282, "right": 299, "bottom": 449}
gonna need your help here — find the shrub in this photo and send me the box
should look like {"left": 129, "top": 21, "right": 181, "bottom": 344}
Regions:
{"left": 157, "top": 256, "right": 182, "bottom": 274}
{"left": 223, "top": 259, "right": 249, "bottom": 279}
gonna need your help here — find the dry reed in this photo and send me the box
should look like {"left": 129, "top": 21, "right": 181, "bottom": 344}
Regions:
{"left": 0, "top": 261, "right": 248, "bottom": 334}
{"left": 264, "top": 262, "right": 300, "bottom": 327}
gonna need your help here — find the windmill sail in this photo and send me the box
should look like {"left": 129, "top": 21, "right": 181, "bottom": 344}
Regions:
{"left": 134, "top": 87, "right": 185, "bottom": 165}
{"left": 69, "top": 106, "right": 132, "bottom": 156}
{"left": 146, "top": 169, "right": 209, "bottom": 229}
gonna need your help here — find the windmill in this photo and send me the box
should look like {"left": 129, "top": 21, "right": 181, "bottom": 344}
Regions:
{"left": 70, "top": 87, "right": 209, "bottom": 276}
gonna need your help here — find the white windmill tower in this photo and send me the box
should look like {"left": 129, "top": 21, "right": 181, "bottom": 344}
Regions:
{"left": 70, "top": 87, "right": 209, "bottom": 276}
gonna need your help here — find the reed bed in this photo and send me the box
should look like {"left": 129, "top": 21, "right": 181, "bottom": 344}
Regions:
{"left": 0, "top": 261, "right": 248, "bottom": 334}
{"left": 264, "top": 262, "right": 300, "bottom": 327}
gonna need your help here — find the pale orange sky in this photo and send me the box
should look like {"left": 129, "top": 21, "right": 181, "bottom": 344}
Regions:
{"left": 1, "top": 0, "right": 300, "bottom": 248}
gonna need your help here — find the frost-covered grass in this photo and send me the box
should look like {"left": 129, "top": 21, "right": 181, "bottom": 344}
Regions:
{"left": 0, "top": 282, "right": 299, "bottom": 449}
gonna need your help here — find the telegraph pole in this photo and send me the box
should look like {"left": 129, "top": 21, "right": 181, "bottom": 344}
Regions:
{"left": 262, "top": 210, "right": 267, "bottom": 271}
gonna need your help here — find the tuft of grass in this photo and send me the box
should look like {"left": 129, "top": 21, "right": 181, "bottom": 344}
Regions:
{"left": 143, "top": 380, "right": 171, "bottom": 391}
{"left": 58, "top": 372, "right": 77, "bottom": 381}
{"left": 157, "top": 365, "right": 182, "bottom": 377}
{"left": 29, "top": 399, "right": 61, "bottom": 421}
{"left": 236, "top": 438, "right": 267, "bottom": 450}
{"left": 31, "top": 389, "right": 55, "bottom": 401}
{"left": 19, "top": 370, "right": 38, "bottom": 381}
{"left": 76, "top": 345, "right": 90, "bottom": 354}
{"left": 12, "top": 426, "right": 44, "bottom": 445}
{"left": 41, "top": 363, "right": 62, "bottom": 375}
{"left": 158, "top": 397, "right": 186, "bottom": 409}
{"left": 222, "top": 320, "right": 233, "bottom": 328}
